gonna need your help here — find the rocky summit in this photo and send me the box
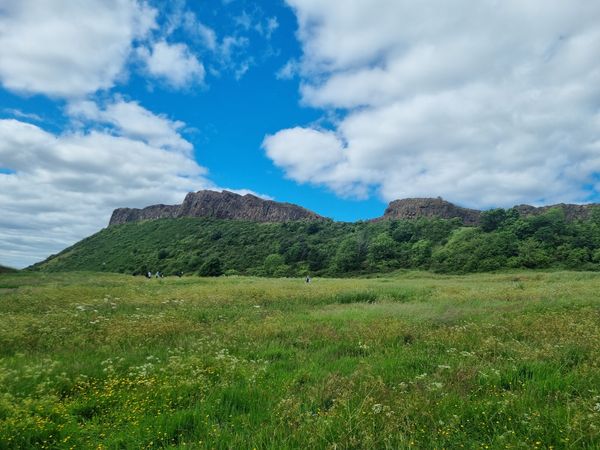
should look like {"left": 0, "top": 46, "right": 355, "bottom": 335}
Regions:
{"left": 379, "top": 197, "right": 600, "bottom": 225}
{"left": 109, "top": 190, "right": 326, "bottom": 226}
{"left": 380, "top": 197, "right": 482, "bottom": 225}
{"left": 109, "top": 191, "right": 600, "bottom": 227}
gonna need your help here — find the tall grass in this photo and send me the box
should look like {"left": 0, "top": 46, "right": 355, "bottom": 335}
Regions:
{"left": 0, "top": 271, "right": 599, "bottom": 448}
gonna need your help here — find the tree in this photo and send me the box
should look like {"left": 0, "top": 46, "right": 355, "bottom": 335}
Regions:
{"left": 264, "top": 254, "right": 287, "bottom": 276}
{"left": 334, "top": 237, "right": 365, "bottom": 273}
{"left": 368, "top": 233, "right": 398, "bottom": 264}
{"left": 480, "top": 209, "right": 507, "bottom": 232}
{"left": 198, "top": 256, "right": 223, "bottom": 276}
{"left": 410, "top": 239, "right": 433, "bottom": 268}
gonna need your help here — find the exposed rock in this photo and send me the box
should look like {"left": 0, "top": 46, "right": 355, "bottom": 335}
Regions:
{"left": 380, "top": 197, "right": 481, "bottom": 225}
{"left": 109, "top": 190, "right": 325, "bottom": 226}
{"left": 109, "top": 204, "right": 179, "bottom": 226}
{"left": 109, "top": 191, "right": 600, "bottom": 227}
{"left": 513, "top": 203, "right": 600, "bottom": 221}
{"left": 379, "top": 198, "right": 600, "bottom": 225}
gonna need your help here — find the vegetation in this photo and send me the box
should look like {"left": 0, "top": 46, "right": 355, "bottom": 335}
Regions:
{"left": 1, "top": 271, "right": 599, "bottom": 448}
{"left": 0, "top": 265, "right": 17, "bottom": 274}
{"left": 31, "top": 206, "right": 600, "bottom": 276}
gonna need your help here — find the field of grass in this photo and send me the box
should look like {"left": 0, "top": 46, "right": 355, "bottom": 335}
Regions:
{"left": 1, "top": 271, "right": 599, "bottom": 449}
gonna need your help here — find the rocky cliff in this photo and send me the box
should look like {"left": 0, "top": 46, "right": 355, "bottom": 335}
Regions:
{"left": 110, "top": 191, "right": 600, "bottom": 227}
{"left": 109, "top": 190, "right": 325, "bottom": 226}
{"left": 381, "top": 197, "right": 482, "bottom": 225}
{"left": 513, "top": 203, "right": 600, "bottom": 221}
{"left": 379, "top": 198, "right": 600, "bottom": 225}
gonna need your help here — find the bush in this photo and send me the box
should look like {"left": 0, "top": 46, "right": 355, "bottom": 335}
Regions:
{"left": 198, "top": 257, "right": 223, "bottom": 277}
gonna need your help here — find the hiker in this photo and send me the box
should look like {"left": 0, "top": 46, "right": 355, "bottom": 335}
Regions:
{"left": 305, "top": 276, "right": 311, "bottom": 284}
{"left": 146, "top": 271, "right": 152, "bottom": 279}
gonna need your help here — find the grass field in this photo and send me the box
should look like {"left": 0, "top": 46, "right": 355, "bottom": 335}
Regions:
{"left": 1, "top": 271, "right": 599, "bottom": 449}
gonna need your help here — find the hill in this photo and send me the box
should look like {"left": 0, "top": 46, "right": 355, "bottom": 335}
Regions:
{"left": 107, "top": 190, "right": 600, "bottom": 227}
{"left": 0, "top": 265, "right": 17, "bottom": 274}
{"left": 31, "top": 205, "right": 600, "bottom": 275}
{"left": 109, "top": 190, "right": 325, "bottom": 226}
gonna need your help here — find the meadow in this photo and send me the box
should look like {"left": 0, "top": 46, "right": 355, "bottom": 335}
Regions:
{"left": 0, "top": 271, "right": 599, "bottom": 449}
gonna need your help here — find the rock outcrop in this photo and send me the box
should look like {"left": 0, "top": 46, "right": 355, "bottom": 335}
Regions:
{"left": 109, "top": 190, "right": 325, "bottom": 226}
{"left": 380, "top": 197, "right": 481, "bottom": 225}
{"left": 110, "top": 191, "right": 600, "bottom": 227}
{"left": 379, "top": 198, "right": 600, "bottom": 225}
{"left": 513, "top": 203, "right": 600, "bottom": 221}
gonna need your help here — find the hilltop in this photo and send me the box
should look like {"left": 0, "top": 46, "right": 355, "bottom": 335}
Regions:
{"left": 0, "top": 265, "right": 17, "bottom": 274}
{"left": 109, "top": 190, "right": 326, "bottom": 226}
{"left": 108, "top": 190, "right": 600, "bottom": 227}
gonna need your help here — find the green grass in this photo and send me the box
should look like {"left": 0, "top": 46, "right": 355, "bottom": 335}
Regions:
{"left": 1, "top": 271, "right": 600, "bottom": 448}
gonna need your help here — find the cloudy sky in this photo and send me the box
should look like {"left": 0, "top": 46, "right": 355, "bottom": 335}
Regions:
{"left": 1, "top": 0, "right": 599, "bottom": 268}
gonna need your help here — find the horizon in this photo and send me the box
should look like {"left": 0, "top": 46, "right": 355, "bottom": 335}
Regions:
{"left": 1, "top": 0, "right": 600, "bottom": 268}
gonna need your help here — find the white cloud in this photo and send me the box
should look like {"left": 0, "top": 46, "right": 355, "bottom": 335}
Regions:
{"left": 138, "top": 40, "right": 205, "bottom": 88}
{"left": 276, "top": 59, "right": 299, "bottom": 80}
{"left": 197, "top": 23, "right": 218, "bottom": 51}
{"left": 0, "top": 117, "right": 213, "bottom": 269}
{"left": 67, "top": 98, "right": 193, "bottom": 153}
{"left": 266, "top": 0, "right": 600, "bottom": 208}
{"left": 264, "top": 127, "right": 344, "bottom": 183}
{"left": 0, "top": 0, "right": 156, "bottom": 97}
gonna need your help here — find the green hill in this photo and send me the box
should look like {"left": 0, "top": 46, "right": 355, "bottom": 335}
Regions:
{"left": 30, "top": 206, "right": 600, "bottom": 275}
{"left": 0, "top": 265, "right": 17, "bottom": 274}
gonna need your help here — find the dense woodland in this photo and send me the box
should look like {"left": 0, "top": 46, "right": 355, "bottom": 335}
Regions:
{"left": 31, "top": 206, "right": 600, "bottom": 276}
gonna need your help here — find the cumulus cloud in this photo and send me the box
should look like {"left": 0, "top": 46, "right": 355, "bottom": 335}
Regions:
{"left": 67, "top": 98, "right": 193, "bottom": 153}
{"left": 0, "top": 0, "right": 156, "bottom": 97}
{"left": 0, "top": 114, "right": 213, "bottom": 268}
{"left": 266, "top": 0, "right": 600, "bottom": 208}
{"left": 138, "top": 40, "right": 205, "bottom": 88}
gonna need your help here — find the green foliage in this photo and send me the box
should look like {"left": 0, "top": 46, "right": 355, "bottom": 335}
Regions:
{"left": 334, "top": 236, "right": 365, "bottom": 272}
{"left": 29, "top": 207, "right": 600, "bottom": 276}
{"left": 264, "top": 253, "right": 289, "bottom": 277}
{"left": 198, "top": 256, "right": 223, "bottom": 277}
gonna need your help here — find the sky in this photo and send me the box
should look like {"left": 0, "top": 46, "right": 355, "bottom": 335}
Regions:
{"left": 0, "top": 0, "right": 599, "bottom": 269}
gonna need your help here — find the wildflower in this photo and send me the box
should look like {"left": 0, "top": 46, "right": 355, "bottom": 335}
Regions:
{"left": 372, "top": 404, "right": 383, "bottom": 414}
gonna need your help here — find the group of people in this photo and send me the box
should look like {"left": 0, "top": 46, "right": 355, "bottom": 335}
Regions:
{"left": 144, "top": 271, "right": 184, "bottom": 278}
{"left": 146, "top": 271, "right": 163, "bottom": 279}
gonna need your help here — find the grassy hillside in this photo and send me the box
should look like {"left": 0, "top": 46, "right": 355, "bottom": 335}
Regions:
{"left": 1, "top": 271, "right": 599, "bottom": 448}
{"left": 0, "top": 265, "right": 17, "bottom": 274}
{"left": 31, "top": 206, "right": 600, "bottom": 275}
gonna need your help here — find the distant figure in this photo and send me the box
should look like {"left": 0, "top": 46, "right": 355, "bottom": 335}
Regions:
{"left": 177, "top": 271, "right": 183, "bottom": 278}
{"left": 146, "top": 271, "right": 152, "bottom": 279}
{"left": 305, "top": 276, "right": 311, "bottom": 284}
{"left": 155, "top": 271, "right": 160, "bottom": 278}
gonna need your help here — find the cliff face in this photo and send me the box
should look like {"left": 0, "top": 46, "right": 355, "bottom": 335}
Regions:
{"left": 109, "top": 191, "right": 600, "bottom": 227}
{"left": 109, "top": 190, "right": 325, "bottom": 226}
{"left": 381, "top": 198, "right": 482, "bottom": 225}
{"left": 379, "top": 198, "right": 600, "bottom": 225}
{"left": 514, "top": 203, "right": 600, "bottom": 221}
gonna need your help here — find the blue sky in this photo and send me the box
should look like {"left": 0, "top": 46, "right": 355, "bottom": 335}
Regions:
{"left": 1, "top": 0, "right": 599, "bottom": 268}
